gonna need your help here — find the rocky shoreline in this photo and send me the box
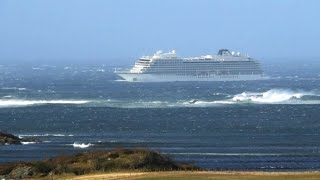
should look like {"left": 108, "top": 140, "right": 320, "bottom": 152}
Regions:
{"left": 0, "top": 132, "right": 198, "bottom": 179}
{"left": 0, "top": 149, "right": 199, "bottom": 179}
{"left": 0, "top": 132, "right": 22, "bottom": 145}
{"left": 0, "top": 132, "right": 40, "bottom": 145}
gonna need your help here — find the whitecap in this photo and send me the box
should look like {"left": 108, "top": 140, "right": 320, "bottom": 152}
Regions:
{"left": 1, "top": 87, "right": 27, "bottom": 91}
{"left": 181, "top": 100, "right": 235, "bottom": 106}
{"left": 21, "top": 142, "right": 37, "bottom": 145}
{"left": 32, "top": 67, "right": 43, "bottom": 70}
{"left": 194, "top": 100, "right": 236, "bottom": 105}
{"left": 96, "top": 69, "right": 105, "bottom": 72}
{"left": 19, "top": 134, "right": 74, "bottom": 137}
{"left": 2, "top": 95, "right": 12, "bottom": 98}
{"left": 232, "top": 89, "right": 315, "bottom": 103}
{"left": 72, "top": 142, "right": 93, "bottom": 148}
{"left": 0, "top": 99, "right": 89, "bottom": 108}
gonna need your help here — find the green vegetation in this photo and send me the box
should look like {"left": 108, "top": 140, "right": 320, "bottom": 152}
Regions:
{"left": 1, "top": 148, "right": 319, "bottom": 180}
{"left": 0, "top": 149, "right": 199, "bottom": 179}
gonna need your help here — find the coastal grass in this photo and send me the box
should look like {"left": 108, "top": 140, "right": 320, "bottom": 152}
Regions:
{"left": 0, "top": 149, "right": 199, "bottom": 179}
{"left": 50, "top": 171, "right": 320, "bottom": 180}
{"left": 1, "top": 145, "right": 319, "bottom": 180}
{"left": 132, "top": 172, "right": 320, "bottom": 180}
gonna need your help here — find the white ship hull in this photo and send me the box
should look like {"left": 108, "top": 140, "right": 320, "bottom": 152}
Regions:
{"left": 117, "top": 73, "right": 267, "bottom": 82}
{"left": 115, "top": 49, "right": 267, "bottom": 82}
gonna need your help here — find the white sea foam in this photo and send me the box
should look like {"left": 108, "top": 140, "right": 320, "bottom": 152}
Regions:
{"left": 21, "top": 142, "right": 37, "bottom": 145}
{"left": 194, "top": 100, "right": 236, "bottom": 105}
{"left": 232, "top": 89, "right": 315, "bottom": 103}
{"left": 72, "top": 142, "right": 93, "bottom": 148}
{"left": 177, "top": 89, "right": 320, "bottom": 106}
{"left": 2, "top": 95, "right": 12, "bottom": 98}
{"left": 0, "top": 99, "right": 89, "bottom": 107}
{"left": 1, "top": 87, "right": 26, "bottom": 91}
{"left": 32, "top": 67, "right": 44, "bottom": 70}
{"left": 181, "top": 100, "right": 235, "bottom": 107}
{"left": 96, "top": 69, "right": 105, "bottom": 72}
{"left": 19, "top": 134, "right": 74, "bottom": 138}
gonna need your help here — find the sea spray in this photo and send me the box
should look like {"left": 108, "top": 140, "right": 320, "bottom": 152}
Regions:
{"left": 232, "top": 89, "right": 315, "bottom": 103}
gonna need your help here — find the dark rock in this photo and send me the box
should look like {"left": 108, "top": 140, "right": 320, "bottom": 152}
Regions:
{"left": 0, "top": 132, "right": 41, "bottom": 146}
{"left": 0, "top": 132, "right": 22, "bottom": 145}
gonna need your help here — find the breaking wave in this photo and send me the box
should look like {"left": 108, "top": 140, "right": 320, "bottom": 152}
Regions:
{"left": 0, "top": 99, "right": 90, "bottom": 108}
{"left": 72, "top": 142, "right": 93, "bottom": 148}
{"left": 95, "top": 89, "right": 319, "bottom": 107}
{"left": 2, "top": 89, "right": 318, "bottom": 109}
{"left": 230, "top": 89, "right": 317, "bottom": 104}
{"left": 77, "top": 89, "right": 320, "bottom": 108}
{"left": 19, "top": 134, "right": 74, "bottom": 138}
{"left": 1, "top": 87, "right": 27, "bottom": 91}
{"left": 21, "top": 142, "right": 37, "bottom": 145}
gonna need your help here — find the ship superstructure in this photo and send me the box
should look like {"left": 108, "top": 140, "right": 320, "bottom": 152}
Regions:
{"left": 115, "top": 49, "right": 266, "bottom": 82}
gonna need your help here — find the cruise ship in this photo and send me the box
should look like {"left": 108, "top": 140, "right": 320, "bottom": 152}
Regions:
{"left": 115, "top": 49, "right": 267, "bottom": 82}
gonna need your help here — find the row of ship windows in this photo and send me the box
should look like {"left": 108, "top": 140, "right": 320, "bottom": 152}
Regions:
{"left": 144, "top": 69, "right": 262, "bottom": 72}
{"left": 157, "top": 74, "right": 259, "bottom": 78}
{"left": 137, "top": 65, "right": 261, "bottom": 68}
{"left": 134, "top": 66, "right": 260, "bottom": 70}
{"left": 152, "top": 60, "right": 256, "bottom": 62}
{"left": 136, "top": 64, "right": 260, "bottom": 67}
{"left": 145, "top": 67, "right": 260, "bottom": 69}
{"left": 150, "top": 62, "right": 260, "bottom": 66}
{"left": 152, "top": 72, "right": 262, "bottom": 75}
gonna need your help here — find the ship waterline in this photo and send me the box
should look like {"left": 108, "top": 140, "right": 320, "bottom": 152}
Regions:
{"left": 117, "top": 73, "right": 267, "bottom": 82}
{"left": 115, "top": 49, "right": 267, "bottom": 82}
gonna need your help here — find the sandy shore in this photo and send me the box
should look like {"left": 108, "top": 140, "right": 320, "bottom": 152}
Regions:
{"left": 53, "top": 171, "right": 320, "bottom": 180}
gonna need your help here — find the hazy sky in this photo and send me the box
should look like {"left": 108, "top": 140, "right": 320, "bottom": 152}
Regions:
{"left": 0, "top": 0, "right": 319, "bottom": 63}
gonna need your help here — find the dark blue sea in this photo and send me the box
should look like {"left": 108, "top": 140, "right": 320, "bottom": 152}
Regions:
{"left": 0, "top": 60, "right": 320, "bottom": 171}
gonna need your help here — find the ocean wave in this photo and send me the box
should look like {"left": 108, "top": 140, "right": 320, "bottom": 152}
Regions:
{"left": 80, "top": 90, "right": 320, "bottom": 108}
{"left": 21, "top": 142, "right": 37, "bottom": 145}
{"left": 1, "top": 87, "right": 27, "bottom": 91}
{"left": 2, "top": 96, "right": 12, "bottom": 98}
{"left": 72, "top": 142, "right": 93, "bottom": 148}
{"left": 193, "top": 100, "right": 236, "bottom": 105}
{"left": 123, "top": 89, "right": 319, "bottom": 107}
{"left": 231, "top": 89, "right": 316, "bottom": 103}
{"left": 8, "top": 89, "right": 313, "bottom": 109}
{"left": 0, "top": 99, "right": 90, "bottom": 107}
{"left": 19, "top": 134, "right": 74, "bottom": 138}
